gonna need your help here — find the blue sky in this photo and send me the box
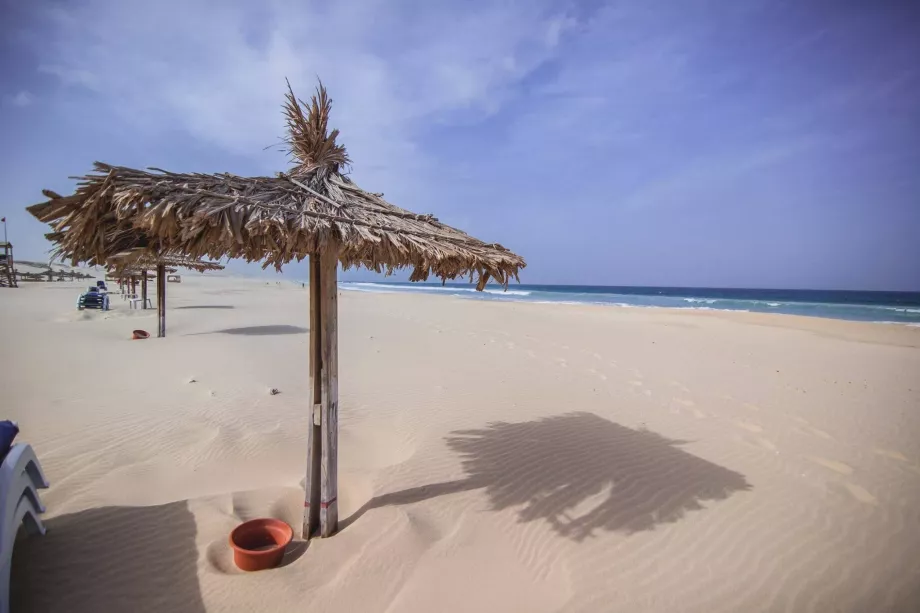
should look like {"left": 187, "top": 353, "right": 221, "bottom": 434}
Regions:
{"left": 2, "top": 0, "right": 918, "bottom": 290}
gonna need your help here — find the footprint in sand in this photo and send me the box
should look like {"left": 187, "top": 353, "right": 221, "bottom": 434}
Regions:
{"left": 630, "top": 380, "right": 644, "bottom": 387}
{"left": 872, "top": 450, "right": 920, "bottom": 475}
{"left": 205, "top": 540, "right": 242, "bottom": 575}
{"left": 673, "top": 398, "right": 701, "bottom": 415}
{"left": 757, "top": 437, "right": 778, "bottom": 451}
{"left": 734, "top": 421, "right": 763, "bottom": 434}
{"left": 792, "top": 418, "right": 832, "bottom": 439}
{"left": 807, "top": 456, "right": 854, "bottom": 475}
{"left": 843, "top": 482, "right": 878, "bottom": 506}
{"left": 643, "top": 389, "right": 652, "bottom": 397}
{"left": 807, "top": 427, "right": 833, "bottom": 440}
{"left": 588, "top": 368, "right": 608, "bottom": 381}
{"left": 873, "top": 449, "right": 909, "bottom": 462}
{"left": 742, "top": 402, "right": 760, "bottom": 412}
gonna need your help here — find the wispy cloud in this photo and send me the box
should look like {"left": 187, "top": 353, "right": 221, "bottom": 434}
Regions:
{"left": 38, "top": 64, "right": 99, "bottom": 89}
{"left": 6, "top": 90, "right": 34, "bottom": 107}
{"left": 26, "top": 0, "right": 575, "bottom": 184}
{"left": 619, "top": 136, "right": 826, "bottom": 212}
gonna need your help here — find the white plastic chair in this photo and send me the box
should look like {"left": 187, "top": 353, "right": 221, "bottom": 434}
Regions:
{"left": 0, "top": 444, "right": 49, "bottom": 613}
{"left": 129, "top": 297, "right": 152, "bottom": 309}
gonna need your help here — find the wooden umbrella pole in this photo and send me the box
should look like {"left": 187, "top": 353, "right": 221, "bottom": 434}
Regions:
{"left": 303, "top": 254, "right": 322, "bottom": 538}
{"left": 157, "top": 264, "right": 166, "bottom": 337}
{"left": 302, "top": 249, "right": 340, "bottom": 538}
{"left": 318, "top": 248, "right": 339, "bottom": 537}
{"left": 141, "top": 269, "right": 148, "bottom": 309}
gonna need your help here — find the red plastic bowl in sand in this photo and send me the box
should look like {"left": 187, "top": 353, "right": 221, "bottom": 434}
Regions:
{"left": 229, "top": 518, "right": 293, "bottom": 571}
{"left": 132, "top": 329, "right": 150, "bottom": 340}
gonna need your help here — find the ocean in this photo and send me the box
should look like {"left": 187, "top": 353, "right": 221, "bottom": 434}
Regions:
{"left": 339, "top": 282, "right": 920, "bottom": 325}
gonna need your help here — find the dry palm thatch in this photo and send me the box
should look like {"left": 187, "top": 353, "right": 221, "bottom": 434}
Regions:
{"left": 283, "top": 79, "right": 350, "bottom": 179}
{"left": 27, "top": 82, "right": 525, "bottom": 290}
{"left": 110, "top": 266, "right": 176, "bottom": 278}
{"left": 107, "top": 253, "right": 223, "bottom": 274}
{"left": 125, "top": 269, "right": 174, "bottom": 278}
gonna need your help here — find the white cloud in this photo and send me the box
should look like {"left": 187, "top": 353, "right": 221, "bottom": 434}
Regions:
{"left": 38, "top": 64, "right": 99, "bottom": 89}
{"left": 29, "top": 0, "right": 574, "bottom": 189}
{"left": 615, "top": 135, "right": 833, "bottom": 214}
{"left": 7, "top": 91, "right": 34, "bottom": 107}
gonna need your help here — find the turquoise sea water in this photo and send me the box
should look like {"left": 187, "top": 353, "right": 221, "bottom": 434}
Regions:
{"left": 338, "top": 282, "right": 920, "bottom": 325}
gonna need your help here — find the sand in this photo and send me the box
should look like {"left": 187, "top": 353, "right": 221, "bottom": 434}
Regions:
{"left": 3, "top": 274, "right": 920, "bottom": 612}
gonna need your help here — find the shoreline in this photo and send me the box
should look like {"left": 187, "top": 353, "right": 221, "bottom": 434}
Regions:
{"left": 338, "top": 282, "right": 920, "bottom": 327}
{"left": 14, "top": 271, "right": 920, "bottom": 338}
{"left": 339, "top": 286, "right": 920, "bottom": 348}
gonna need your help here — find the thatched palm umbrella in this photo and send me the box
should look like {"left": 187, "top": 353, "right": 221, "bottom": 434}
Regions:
{"left": 108, "top": 254, "right": 223, "bottom": 334}
{"left": 112, "top": 265, "right": 178, "bottom": 280}
{"left": 26, "top": 81, "right": 525, "bottom": 538}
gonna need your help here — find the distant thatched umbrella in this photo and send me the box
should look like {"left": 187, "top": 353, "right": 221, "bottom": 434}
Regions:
{"left": 111, "top": 265, "right": 178, "bottom": 278}
{"left": 107, "top": 254, "right": 223, "bottom": 328}
{"left": 108, "top": 253, "right": 222, "bottom": 274}
{"left": 26, "top": 80, "right": 525, "bottom": 539}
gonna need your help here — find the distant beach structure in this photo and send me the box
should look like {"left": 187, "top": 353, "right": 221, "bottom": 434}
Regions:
{"left": 105, "top": 255, "right": 223, "bottom": 335}
{"left": 0, "top": 242, "right": 16, "bottom": 288}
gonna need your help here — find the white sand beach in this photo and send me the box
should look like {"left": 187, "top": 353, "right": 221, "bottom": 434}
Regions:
{"left": 4, "top": 274, "right": 920, "bottom": 612}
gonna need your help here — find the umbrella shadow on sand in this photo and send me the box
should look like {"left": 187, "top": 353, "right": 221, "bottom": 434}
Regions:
{"left": 186, "top": 325, "right": 308, "bottom": 336}
{"left": 11, "top": 501, "right": 206, "bottom": 613}
{"left": 344, "top": 412, "right": 751, "bottom": 540}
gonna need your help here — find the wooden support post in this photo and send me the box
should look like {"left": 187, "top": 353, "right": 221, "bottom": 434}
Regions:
{"left": 141, "top": 270, "right": 148, "bottom": 309}
{"left": 156, "top": 264, "right": 166, "bottom": 338}
{"left": 131, "top": 276, "right": 137, "bottom": 296}
{"left": 302, "top": 249, "right": 339, "bottom": 538}
{"left": 319, "top": 250, "right": 339, "bottom": 537}
{"left": 303, "top": 255, "right": 322, "bottom": 538}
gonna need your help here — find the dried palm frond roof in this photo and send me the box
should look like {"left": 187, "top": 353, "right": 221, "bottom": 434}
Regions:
{"left": 112, "top": 266, "right": 178, "bottom": 277}
{"left": 33, "top": 189, "right": 154, "bottom": 266}
{"left": 27, "top": 81, "right": 525, "bottom": 290}
{"left": 107, "top": 253, "right": 224, "bottom": 274}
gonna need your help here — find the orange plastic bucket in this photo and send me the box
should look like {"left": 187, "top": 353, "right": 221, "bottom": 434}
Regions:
{"left": 229, "top": 518, "right": 293, "bottom": 571}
